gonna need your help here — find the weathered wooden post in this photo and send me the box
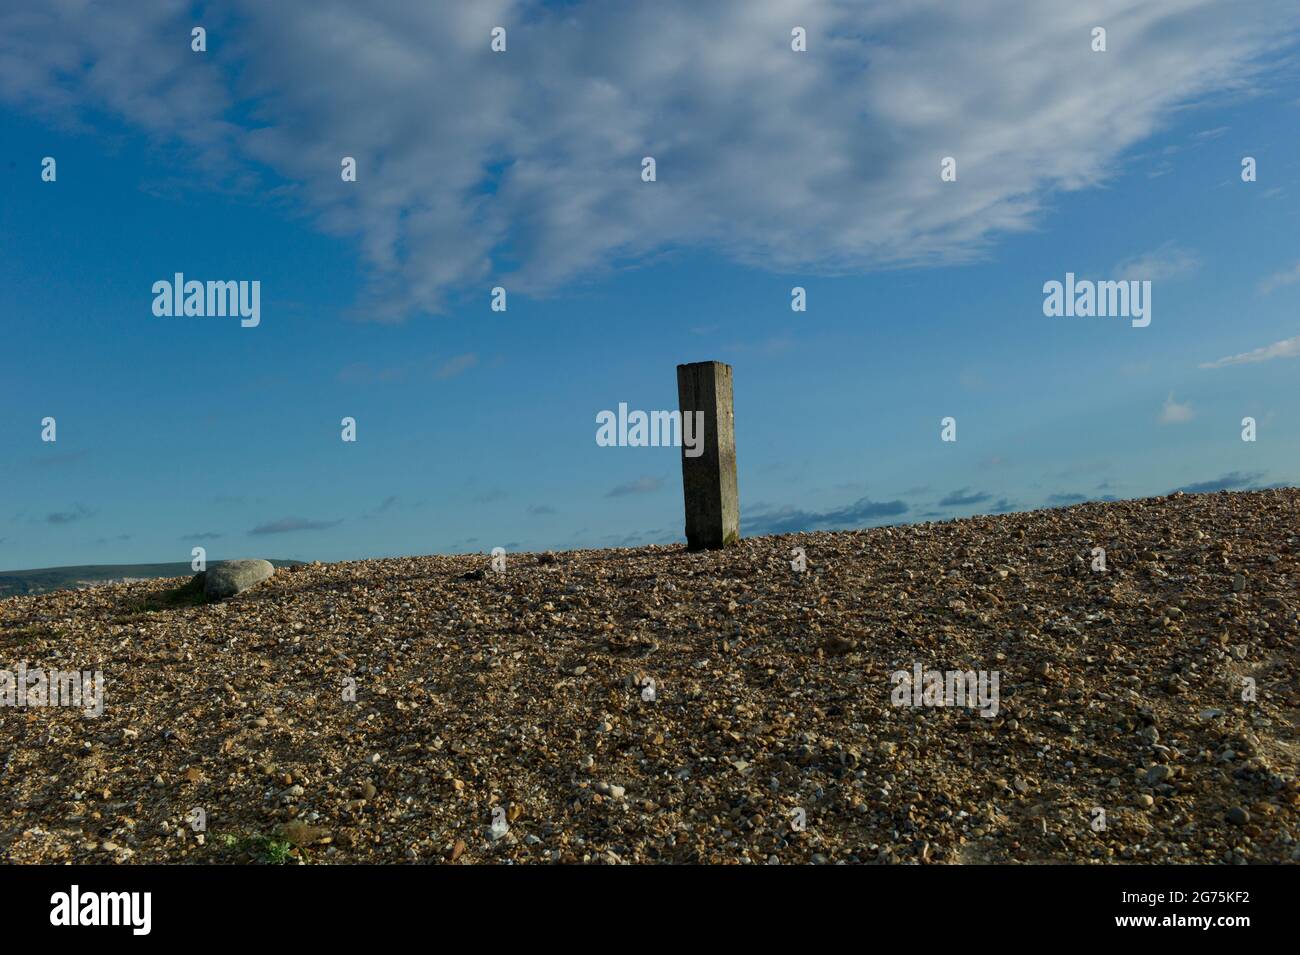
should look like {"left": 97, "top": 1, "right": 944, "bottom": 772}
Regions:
{"left": 676, "top": 360, "right": 739, "bottom": 549}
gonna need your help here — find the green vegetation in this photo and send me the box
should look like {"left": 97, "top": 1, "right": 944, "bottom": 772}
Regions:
{"left": 255, "top": 835, "right": 295, "bottom": 865}
{"left": 213, "top": 831, "right": 297, "bottom": 865}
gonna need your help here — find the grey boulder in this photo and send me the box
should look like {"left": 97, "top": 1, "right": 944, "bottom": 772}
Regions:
{"left": 202, "top": 559, "right": 275, "bottom": 599}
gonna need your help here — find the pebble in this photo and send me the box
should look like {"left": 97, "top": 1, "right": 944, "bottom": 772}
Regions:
{"left": 4, "top": 488, "right": 1295, "bottom": 865}
{"left": 1145, "top": 765, "right": 1173, "bottom": 786}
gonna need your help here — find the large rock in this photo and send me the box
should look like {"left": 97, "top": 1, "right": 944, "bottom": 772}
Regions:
{"left": 202, "top": 559, "right": 275, "bottom": 599}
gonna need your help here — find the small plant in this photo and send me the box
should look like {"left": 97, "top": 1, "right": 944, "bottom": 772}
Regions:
{"left": 216, "top": 831, "right": 296, "bottom": 864}
{"left": 260, "top": 838, "right": 294, "bottom": 865}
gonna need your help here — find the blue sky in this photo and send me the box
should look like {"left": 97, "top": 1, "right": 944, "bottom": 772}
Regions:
{"left": 2, "top": 0, "right": 1299, "bottom": 570}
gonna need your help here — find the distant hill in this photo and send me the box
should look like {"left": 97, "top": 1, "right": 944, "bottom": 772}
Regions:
{"left": 0, "top": 560, "right": 306, "bottom": 598}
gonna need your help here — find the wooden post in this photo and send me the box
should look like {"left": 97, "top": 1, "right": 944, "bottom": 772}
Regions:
{"left": 676, "top": 361, "right": 739, "bottom": 549}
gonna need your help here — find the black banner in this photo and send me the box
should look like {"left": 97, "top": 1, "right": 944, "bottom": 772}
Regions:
{"left": 0, "top": 863, "right": 1283, "bottom": 941}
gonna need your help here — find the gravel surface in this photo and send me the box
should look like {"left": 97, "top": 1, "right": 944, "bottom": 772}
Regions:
{"left": 2, "top": 489, "right": 1296, "bottom": 864}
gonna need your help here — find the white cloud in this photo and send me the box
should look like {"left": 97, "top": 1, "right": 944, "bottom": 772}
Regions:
{"left": 1258, "top": 261, "right": 1300, "bottom": 296}
{"left": 1159, "top": 392, "right": 1194, "bottom": 424}
{"left": 1115, "top": 241, "right": 1200, "bottom": 281}
{"left": 607, "top": 476, "right": 663, "bottom": 498}
{"left": 435, "top": 352, "right": 479, "bottom": 379}
{"left": 1200, "top": 335, "right": 1300, "bottom": 369}
{"left": 2, "top": 0, "right": 1297, "bottom": 319}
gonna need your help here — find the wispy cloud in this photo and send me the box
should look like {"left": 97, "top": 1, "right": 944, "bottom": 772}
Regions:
{"left": 250, "top": 517, "right": 342, "bottom": 535}
{"left": 939, "top": 488, "right": 992, "bottom": 507}
{"left": 435, "top": 353, "right": 478, "bottom": 380}
{"left": 745, "top": 496, "right": 908, "bottom": 536}
{"left": 360, "top": 495, "right": 400, "bottom": 520}
{"left": 527, "top": 504, "right": 557, "bottom": 516}
{"left": 1258, "top": 261, "right": 1300, "bottom": 296}
{"left": 3, "top": 1, "right": 1293, "bottom": 318}
{"left": 1172, "top": 471, "right": 1265, "bottom": 493}
{"left": 47, "top": 504, "right": 95, "bottom": 525}
{"left": 182, "top": 532, "right": 223, "bottom": 541}
{"left": 338, "top": 362, "right": 409, "bottom": 385}
{"left": 1159, "top": 392, "right": 1194, "bottom": 424}
{"left": 607, "top": 476, "right": 663, "bottom": 498}
{"left": 1115, "top": 241, "right": 1199, "bottom": 281}
{"left": 1200, "top": 334, "right": 1300, "bottom": 369}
